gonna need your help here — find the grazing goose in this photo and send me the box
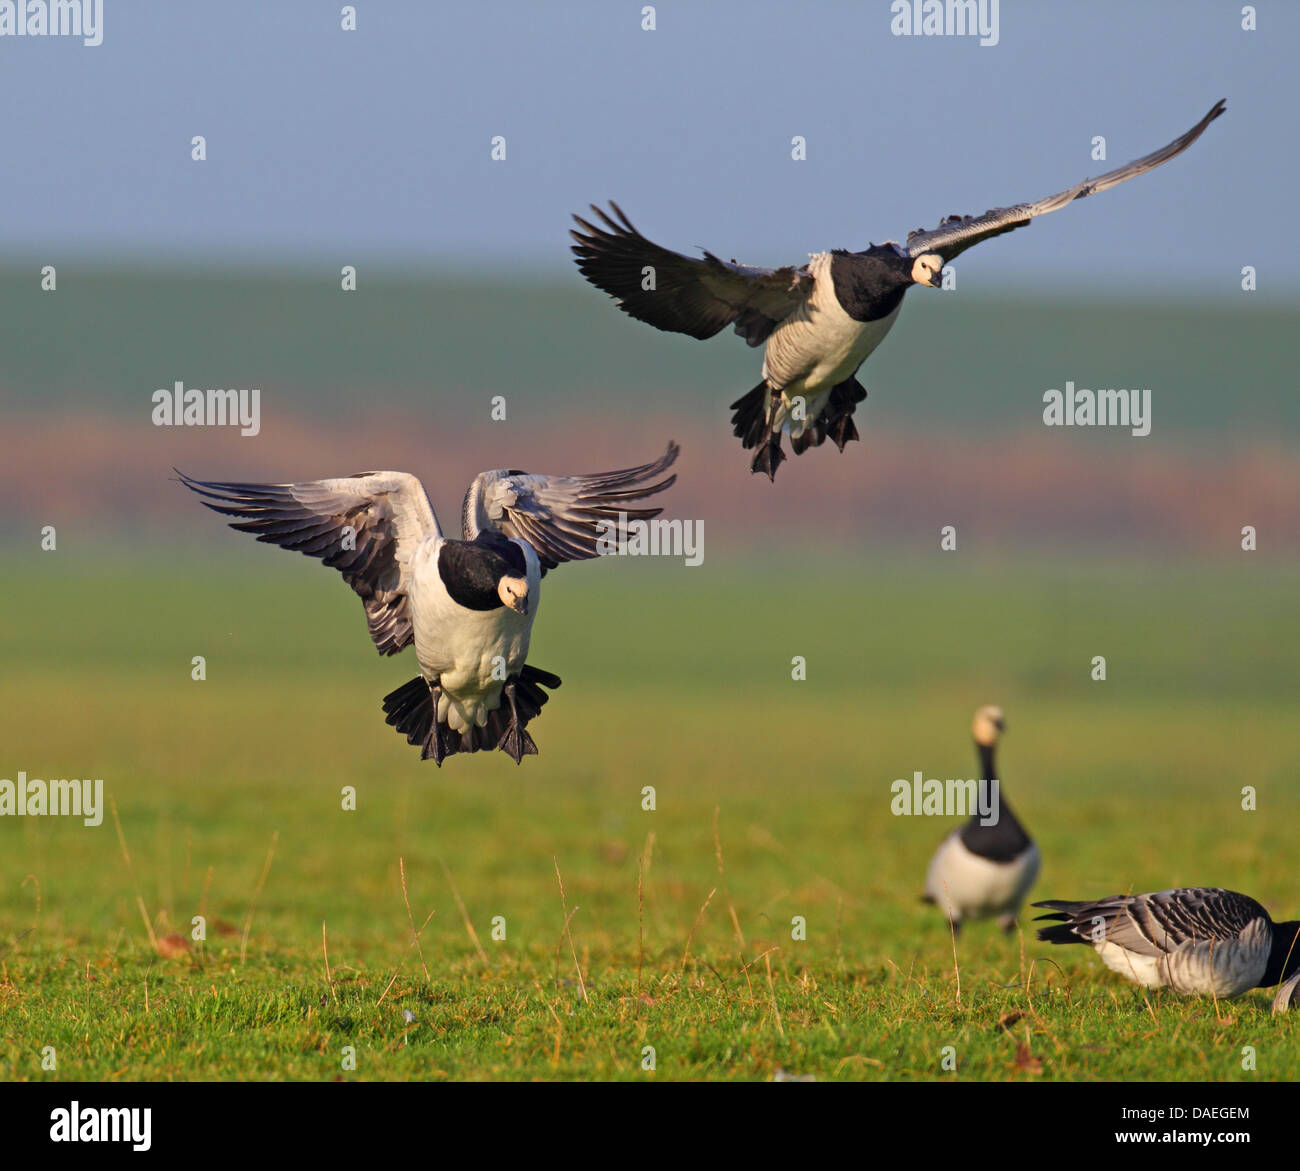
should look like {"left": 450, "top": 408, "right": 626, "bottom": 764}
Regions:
{"left": 923, "top": 705, "right": 1040, "bottom": 934}
{"left": 571, "top": 100, "right": 1225, "bottom": 480}
{"left": 177, "top": 443, "right": 678, "bottom": 764}
{"left": 1035, "top": 888, "right": 1300, "bottom": 1004}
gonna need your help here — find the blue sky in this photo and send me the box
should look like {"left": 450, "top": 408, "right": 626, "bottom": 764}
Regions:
{"left": 0, "top": 0, "right": 1292, "bottom": 292}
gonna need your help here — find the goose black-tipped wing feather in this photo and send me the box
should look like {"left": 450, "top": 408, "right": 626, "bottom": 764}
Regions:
{"left": 462, "top": 442, "right": 679, "bottom": 572}
{"left": 1035, "top": 887, "right": 1267, "bottom": 956}
{"left": 571, "top": 202, "right": 811, "bottom": 346}
{"left": 907, "top": 100, "right": 1226, "bottom": 263}
{"left": 177, "top": 470, "right": 440, "bottom": 656}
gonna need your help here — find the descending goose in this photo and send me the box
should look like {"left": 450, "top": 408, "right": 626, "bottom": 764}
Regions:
{"left": 1035, "top": 888, "right": 1300, "bottom": 1008}
{"left": 923, "top": 705, "right": 1040, "bottom": 934}
{"left": 177, "top": 443, "right": 679, "bottom": 764}
{"left": 571, "top": 100, "right": 1225, "bottom": 480}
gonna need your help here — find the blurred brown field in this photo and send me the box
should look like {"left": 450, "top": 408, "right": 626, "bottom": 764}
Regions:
{"left": 6, "top": 408, "right": 1296, "bottom": 555}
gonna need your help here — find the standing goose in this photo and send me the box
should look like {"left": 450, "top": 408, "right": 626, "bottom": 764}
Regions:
{"left": 571, "top": 100, "right": 1225, "bottom": 479}
{"left": 177, "top": 443, "right": 678, "bottom": 764}
{"left": 1035, "top": 888, "right": 1300, "bottom": 1008}
{"left": 923, "top": 705, "right": 1040, "bottom": 934}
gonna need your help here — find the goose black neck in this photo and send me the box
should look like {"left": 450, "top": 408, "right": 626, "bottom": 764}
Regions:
{"left": 438, "top": 535, "right": 526, "bottom": 612}
{"left": 1264, "top": 921, "right": 1300, "bottom": 986}
{"left": 829, "top": 251, "right": 911, "bottom": 322}
{"left": 958, "top": 738, "right": 1032, "bottom": 861}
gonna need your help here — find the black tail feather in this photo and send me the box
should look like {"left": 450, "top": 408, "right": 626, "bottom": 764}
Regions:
{"left": 381, "top": 665, "right": 562, "bottom": 766}
{"left": 733, "top": 376, "right": 866, "bottom": 475}
{"left": 1031, "top": 904, "right": 1089, "bottom": 945}
{"left": 729, "top": 381, "right": 769, "bottom": 450}
{"left": 1035, "top": 921, "right": 1087, "bottom": 945}
{"left": 382, "top": 676, "right": 435, "bottom": 746}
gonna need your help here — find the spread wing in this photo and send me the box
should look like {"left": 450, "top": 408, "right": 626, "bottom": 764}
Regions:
{"left": 177, "top": 469, "right": 440, "bottom": 656}
{"left": 1036, "top": 887, "right": 1267, "bottom": 956}
{"left": 906, "top": 99, "right": 1226, "bottom": 263}
{"left": 571, "top": 202, "right": 812, "bottom": 347}
{"left": 461, "top": 442, "right": 679, "bottom": 572}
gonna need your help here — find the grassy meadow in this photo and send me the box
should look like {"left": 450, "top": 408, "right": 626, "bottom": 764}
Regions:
{"left": 1, "top": 551, "right": 1296, "bottom": 1081}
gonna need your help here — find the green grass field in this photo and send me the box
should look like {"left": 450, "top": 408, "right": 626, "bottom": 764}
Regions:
{"left": 1, "top": 552, "right": 1297, "bottom": 1081}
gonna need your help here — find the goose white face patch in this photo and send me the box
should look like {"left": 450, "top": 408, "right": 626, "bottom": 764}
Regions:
{"left": 971, "top": 705, "right": 1005, "bottom": 747}
{"left": 497, "top": 576, "right": 529, "bottom": 614}
{"left": 911, "top": 253, "right": 943, "bottom": 287}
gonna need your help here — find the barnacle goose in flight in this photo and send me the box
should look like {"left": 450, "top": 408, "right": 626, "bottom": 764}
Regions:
{"left": 922, "top": 705, "right": 1040, "bottom": 934}
{"left": 1036, "top": 888, "right": 1300, "bottom": 1009}
{"left": 177, "top": 443, "right": 678, "bottom": 764}
{"left": 571, "top": 100, "right": 1225, "bottom": 480}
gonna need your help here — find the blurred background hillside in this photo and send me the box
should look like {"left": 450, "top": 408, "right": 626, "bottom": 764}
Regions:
{"left": 4, "top": 270, "right": 1297, "bottom": 555}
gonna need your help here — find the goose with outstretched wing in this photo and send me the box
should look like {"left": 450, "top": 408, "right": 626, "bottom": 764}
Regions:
{"left": 572, "top": 100, "right": 1225, "bottom": 480}
{"left": 177, "top": 442, "right": 678, "bottom": 764}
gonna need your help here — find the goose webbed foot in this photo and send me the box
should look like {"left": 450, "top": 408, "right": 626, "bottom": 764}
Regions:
{"left": 789, "top": 423, "right": 825, "bottom": 455}
{"left": 420, "top": 681, "right": 449, "bottom": 766}
{"left": 497, "top": 679, "right": 538, "bottom": 764}
{"left": 822, "top": 379, "right": 866, "bottom": 452}
{"left": 750, "top": 435, "right": 785, "bottom": 481}
{"left": 826, "top": 412, "right": 860, "bottom": 451}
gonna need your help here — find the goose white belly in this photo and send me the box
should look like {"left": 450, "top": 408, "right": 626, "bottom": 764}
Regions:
{"left": 925, "top": 831, "right": 1041, "bottom": 923}
{"left": 407, "top": 538, "right": 538, "bottom": 732}
{"left": 1095, "top": 921, "right": 1271, "bottom": 997}
{"left": 762, "top": 253, "right": 903, "bottom": 436}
